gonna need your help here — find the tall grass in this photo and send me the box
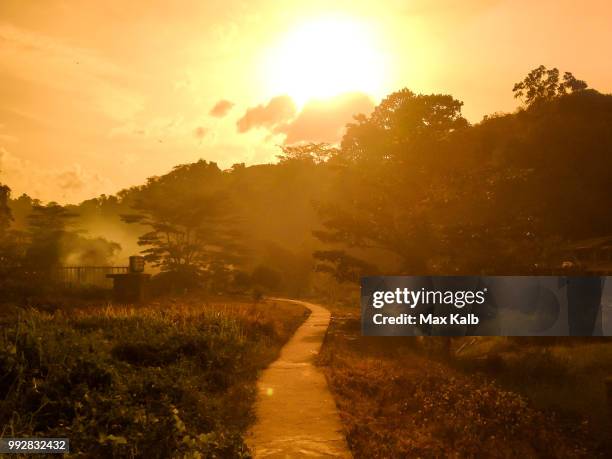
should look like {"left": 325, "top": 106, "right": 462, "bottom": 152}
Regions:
{"left": 0, "top": 299, "right": 307, "bottom": 458}
{"left": 318, "top": 312, "right": 610, "bottom": 458}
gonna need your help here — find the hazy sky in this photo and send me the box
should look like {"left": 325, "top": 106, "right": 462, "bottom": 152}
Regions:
{"left": 1, "top": 0, "right": 611, "bottom": 203}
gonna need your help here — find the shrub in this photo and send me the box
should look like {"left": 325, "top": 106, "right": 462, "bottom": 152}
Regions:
{"left": 0, "top": 299, "right": 306, "bottom": 457}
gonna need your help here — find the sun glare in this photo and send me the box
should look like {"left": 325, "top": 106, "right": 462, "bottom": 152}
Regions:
{"left": 264, "top": 16, "right": 387, "bottom": 107}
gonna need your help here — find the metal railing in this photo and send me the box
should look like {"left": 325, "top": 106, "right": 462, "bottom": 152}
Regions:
{"left": 53, "top": 266, "right": 128, "bottom": 288}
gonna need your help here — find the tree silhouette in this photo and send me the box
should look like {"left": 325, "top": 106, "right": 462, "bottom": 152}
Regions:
{"left": 313, "top": 250, "right": 378, "bottom": 283}
{"left": 26, "top": 203, "right": 78, "bottom": 270}
{"left": 121, "top": 161, "right": 242, "bottom": 290}
{"left": 0, "top": 184, "right": 21, "bottom": 269}
{"left": 277, "top": 143, "right": 339, "bottom": 164}
{"left": 314, "top": 89, "right": 470, "bottom": 273}
{"left": 513, "top": 65, "right": 587, "bottom": 106}
{"left": 251, "top": 265, "right": 282, "bottom": 291}
{"left": 311, "top": 79, "right": 610, "bottom": 275}
{"left": 0, "top": 183, "right": 12, "bottom": 234}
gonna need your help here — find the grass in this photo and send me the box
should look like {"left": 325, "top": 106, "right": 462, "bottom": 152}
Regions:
{"left": 0, "top": 297, "right": 308, "bottom": 458}
{"left": 318, "top": 307, "right": 612, "bottom": 458}
{"left": 454, "top": 337, "right": 612, "bottom": 443}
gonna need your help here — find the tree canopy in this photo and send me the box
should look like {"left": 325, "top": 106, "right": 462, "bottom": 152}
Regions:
{"left": 1, "top": 66, "right": 610, "bottom": 294}
{"left": 512, "top": 65, "right": 588, "bottom": 106}
{"left": 121, "top": 161, "right": 243, "bottom": 290}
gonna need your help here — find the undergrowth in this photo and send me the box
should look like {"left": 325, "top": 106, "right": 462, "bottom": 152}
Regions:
{"left": 0, "top": 299, "right": 307, "bottom": 458}
{"left": 319, "top": 313, "right": 610, "bottom": 458}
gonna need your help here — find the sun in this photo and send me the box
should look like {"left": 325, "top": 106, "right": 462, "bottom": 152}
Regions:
{"left": 264, "top": 16, "right": 387, "bottom": 107}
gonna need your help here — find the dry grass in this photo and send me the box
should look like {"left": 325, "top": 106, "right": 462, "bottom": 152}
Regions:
{"left": 0, "top": 297, "right": 308, "bottom": 458}
{"left": 319, "top": 312, "right": 611, "bottom": 458}
{"left": 455, "top": 337, "right": 612, "bottom": 442}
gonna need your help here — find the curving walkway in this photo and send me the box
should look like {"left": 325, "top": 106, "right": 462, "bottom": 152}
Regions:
{"left": 246, "top": 299, "right": 351, "bottom": 458}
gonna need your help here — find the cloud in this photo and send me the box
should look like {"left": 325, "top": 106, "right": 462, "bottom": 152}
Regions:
{"left": 276, "top": 92, "right": 375, "bottom": 144}
{"left": 0, "top": 147, "right": 113, "bottom": 203}
{"left": 108, "top": 115, "right": 189, "bottom": 140}
{"left": 194, "top": 126, "right": 208, "bottom": 142}
{"left": 209, "top": 99, "right": 235, "bottom": 118}
{"left": 56, "top": 168, "right": 87, "bottom": 191}
{"left": 236, "top": 92, "right": 374, "bottom": 144}
{"left": 236, "top": 95, "right": 296, "bottom": 133}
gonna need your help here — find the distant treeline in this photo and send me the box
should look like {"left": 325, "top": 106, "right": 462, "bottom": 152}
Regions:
{"left": 1, "top": 66, "right": 611, "bottom": 298}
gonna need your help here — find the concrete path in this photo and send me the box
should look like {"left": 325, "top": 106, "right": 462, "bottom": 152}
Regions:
{"left": 246, "top": 299, "right": 352, "bottom": 458}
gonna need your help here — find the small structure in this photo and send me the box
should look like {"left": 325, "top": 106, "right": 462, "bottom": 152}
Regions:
{"left": 107, "top": 256, "right": 151, "bottom": 303}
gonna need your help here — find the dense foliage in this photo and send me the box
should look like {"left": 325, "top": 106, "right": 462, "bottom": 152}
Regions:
{"left": 1, "top": 66, "right": 610, "bottom": 292}
{"left": 319, "top": 313, "right": 608, "bottom": 457}
{"left": 316, "top": 86, "right": 612, "bottom": 275}
{"left": 0, "top": 300, "right": 307, "bottom": 457}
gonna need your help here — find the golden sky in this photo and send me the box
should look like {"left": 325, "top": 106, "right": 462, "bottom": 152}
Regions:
{"left": 0, "top": 0, "right": 611, "bottom": 203}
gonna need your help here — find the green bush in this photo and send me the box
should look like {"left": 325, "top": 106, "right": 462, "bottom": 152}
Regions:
{"left": 0, "top": 300, "right": 306, "bottom": 458}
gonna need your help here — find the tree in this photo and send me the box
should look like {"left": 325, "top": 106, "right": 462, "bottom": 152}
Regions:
{"left": 314, "top": 89, "right": 471, "bottom": 273}
{"left": 313, "top": 250, "right": 378, "bottom": 283}
{"left": 513, "top": 65, "right": 587, "bottom": 106}
{"left": 277, "top": 143, "right": 339, "bottom": 165}
{"left": 341, "top": 88, "right": 468, "bottom": 165}
{"left": 0, "top": 184, "right": 11, "bottom": 230}
{"left": 0, "top": 184, "right": 21, "bottom": 267}
{"left": 494, "top": 88, "right": 612, "bottom": 242}
{"left": 251, "top": 265, "right": 282, "bottom": 291}
{"left": 26, "top": 203, "right": 78, "bottom": 270}
{"left": 312, "top": 80, "right": 612, "bottom": 276}
{"left": 121, "top": 161, "right": 243, "bottom": 291}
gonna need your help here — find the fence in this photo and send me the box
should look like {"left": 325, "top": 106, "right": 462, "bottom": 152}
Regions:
{"left": 53, "top": 266, "right": 129, "bottom": 289}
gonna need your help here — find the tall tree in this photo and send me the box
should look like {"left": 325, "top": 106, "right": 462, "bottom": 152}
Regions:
{"left": 0, "top": 184, "right": 12, "bottom": 234}
{"left": 314, "top": 89, "right": 471, "bottom": 273}
{"left": 315, "top": 79, "right": 611, "bottom": 277}
{"left": 0, "top": 184, "right": 21, "bottom": 268}
{"left": 513, "top": 65, "right": 587, "bottom": 106}
{"left": 26, "top": 203, "right": 78, "bottom": 269}
{"left": 121, "top": 161, "right": 243, "bottom": 290}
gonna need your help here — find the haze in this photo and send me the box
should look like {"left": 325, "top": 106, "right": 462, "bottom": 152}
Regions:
{"left": 1, "top": 0, "right": 611, "bottom": 203}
